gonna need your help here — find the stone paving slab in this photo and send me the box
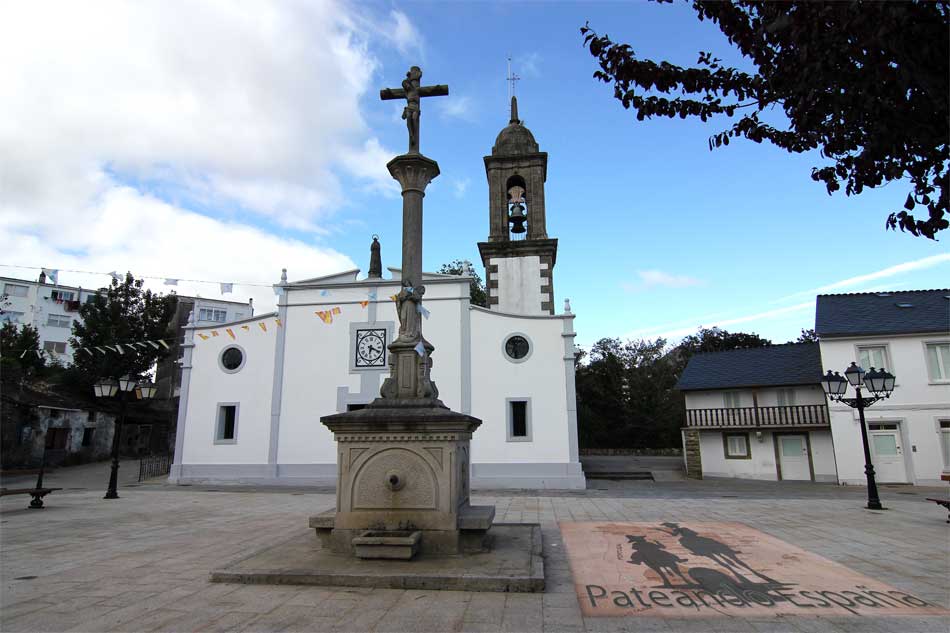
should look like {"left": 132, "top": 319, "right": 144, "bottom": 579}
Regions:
{"left": 210, "top": 524, "right": 544, "bottom": 592}
{"left": 1, "top": 478, "right": 948, "bottom": 632}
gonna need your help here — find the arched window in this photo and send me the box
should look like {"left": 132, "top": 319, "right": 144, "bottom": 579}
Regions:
{"left": 505, "top": 175, "right": 528, "bottom": 238}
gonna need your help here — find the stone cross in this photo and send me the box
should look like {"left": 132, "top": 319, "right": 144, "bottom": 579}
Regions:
{"left": 380, "top": 66, "right": 448, "bottom": 155}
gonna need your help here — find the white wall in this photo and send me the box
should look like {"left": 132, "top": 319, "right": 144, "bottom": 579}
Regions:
{"left": 490, "top": 256, "right": 543, "bottom": 315}
{"left": 684, "top": 385, "right": 824, "bottom": 410}
{"left": 699, "top": 429, "right": 836, "bottom": 482}
{"left": 181, "top": 315, "right": 275, "bottom": 465}
{"left": 820, "top": 334, "right": 950, "bottom": 485}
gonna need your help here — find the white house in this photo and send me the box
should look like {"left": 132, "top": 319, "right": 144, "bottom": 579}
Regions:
{"left": 816, "top": 289, "right": 950, "bottom": 485}
{"left": 168, "top": 99, "right": 585, "bottom": 490}
{"left": 678, "top": 289, "right": 950, "bottom": 486}
{"left": 677, "top": 343, "right": 837, "bottom": 482}
{"left": 1, "top": 273, "right": 251, "bottom": 365}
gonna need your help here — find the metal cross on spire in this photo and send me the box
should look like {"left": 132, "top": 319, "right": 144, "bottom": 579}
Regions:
{"left": 506, "top": 56, "right": 521, "bottom": 102}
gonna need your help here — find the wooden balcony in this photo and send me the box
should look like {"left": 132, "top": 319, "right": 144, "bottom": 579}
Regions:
{"left": 685, "top": 404, "right": 830, "bottom": 429}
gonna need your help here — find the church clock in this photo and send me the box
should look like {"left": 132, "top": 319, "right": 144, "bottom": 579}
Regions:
{"left": 355, "top": 328, "right": 387, "bottom": 368}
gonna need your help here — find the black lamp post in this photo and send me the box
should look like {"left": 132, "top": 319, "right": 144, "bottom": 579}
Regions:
{"left": 94, "top": 375, "right": 155, "bottom": 499}
{"left": 821, "top": 362, "right": 897, "bottom": 510}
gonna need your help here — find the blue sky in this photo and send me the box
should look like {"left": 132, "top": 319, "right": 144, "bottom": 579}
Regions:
{"left": 2, "top": 1, "right": 946, "bottom": 350}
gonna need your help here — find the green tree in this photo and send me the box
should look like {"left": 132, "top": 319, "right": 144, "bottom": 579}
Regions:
{"left": 795, "top": 328, "right": 819, "bottom": 343}
{"left": 0, "top": 322, "right": 45, "bottom": 382}
{"left": 69, "top": 273, "right": 177, "bottom": 388}
{"left": 582, "top": 1, "right": 949, "bottom": 239}
{"left": 438, "top": 260, "right": 488, "bottom": 307}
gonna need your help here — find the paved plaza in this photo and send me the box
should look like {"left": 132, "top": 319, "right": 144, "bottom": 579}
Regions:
{"left": 1, "top": 465, "right": 948, "bottom": 633}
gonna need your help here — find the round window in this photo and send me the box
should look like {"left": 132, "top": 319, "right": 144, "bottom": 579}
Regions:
{"left": 504, "top": 335, "right": 530, "bottom": 360}
{"left": 220, "top": 346, "right": 244, "bottom": 372}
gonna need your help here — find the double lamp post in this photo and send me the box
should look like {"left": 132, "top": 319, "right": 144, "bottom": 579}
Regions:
{"left": 93, "top": 375, "right": 156, "bottom": 499}
{"left": 821, "top": 362, "right": 896, "bottom": 510}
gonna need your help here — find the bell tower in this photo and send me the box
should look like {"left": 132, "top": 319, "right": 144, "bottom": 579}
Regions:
{"left": 477, "top": 96, "right": 558, "bottom": 315}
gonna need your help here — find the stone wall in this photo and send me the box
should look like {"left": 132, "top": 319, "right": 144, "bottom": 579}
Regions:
{"left": 0, "top": 402, "right": 116, "bottom": 469}
{"left": 683, "top": 429, "right": 703, "bottom": 480}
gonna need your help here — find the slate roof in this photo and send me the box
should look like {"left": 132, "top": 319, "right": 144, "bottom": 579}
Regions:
{"left": 815, "top": 289, "right": 950, "bottom": 338}
{"left": 675, "top": 343, "right": 822, "bottom": 392}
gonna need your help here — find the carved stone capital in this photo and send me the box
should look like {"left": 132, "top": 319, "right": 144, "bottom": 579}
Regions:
{"left": 387, "top": 154, "right": 440, "bottom": 193}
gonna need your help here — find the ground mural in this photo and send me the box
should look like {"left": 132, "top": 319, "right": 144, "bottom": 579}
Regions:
{"left": 559, "top": 521, "right": 948, "bottom": 618}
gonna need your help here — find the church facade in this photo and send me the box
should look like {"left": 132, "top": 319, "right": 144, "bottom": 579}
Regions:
{"left": 169, "top": 99, "right": 586, "bottom": 490}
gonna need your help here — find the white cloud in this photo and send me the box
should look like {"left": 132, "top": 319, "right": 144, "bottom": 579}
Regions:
{"left": 437, "top": 95, "right": 475, "bottom": 121}
{"left": 623, "top": 301, "right": 815, "bottom": 343}
{"left": 622, "top": 270, "right": 703, "bottom": 291}
{"left": 513, "top": 52, "right": 542, "bottom": 78}
{"left": 451, "top": 178, "right": 471, "bottom": 199}
{"left": 0, "top": 1, "right": 419, "bottom": 309}
{"left": 772, "top": 254, "right": 950, "bottom": 303}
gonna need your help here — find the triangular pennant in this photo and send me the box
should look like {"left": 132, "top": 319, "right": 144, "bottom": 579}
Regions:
{"left": 136, "top": 342, "right": 148, "bottom": 348}
{"left": 390, "top": 294, "right": 399, "bottom": 301}
{"left": 36, "top": 350, "right": 44, "bottom": 359}
{"left": 274, "top": 318, "right": 282, "bottom": 328}
{"left": 197, "top": 333, "right": 209, "bottom": 340}
{"left": 220, "top": 283, "right": 233, "bottom": 294}
{"left": 417, "top": 304, "right": 430, "bottom": 319}
{"left": 259, "top": 322, "right": 267, "bottom": 332}
{"left": 359, "top": 301, "right": 369, "bottom": 308}
{"left": 414, "top": 341, "right": 426, "bottom": 357}
{"left": 241, "top": 325, "right": 250, "bottom": 331}
{"left": 316, "top": 311, "right": 332, "bottom": 324}
{"left": 164, "top": 278, "right": 179, "bottom": 286}
{"left": 20, "top": 349, "right": 28, "bottom": 358}
{"left": 211, "top": 330, "right": 219, "bottom": 337}
{"left": 320, "top": 290, "right": 330, "bottom": 297}
{"left": 158, "top": 340, "right": 169, "bottom": 349}
{"left": 367, "top": 291, "right": 377, "bottom": 300}
{"left": 95, "top": 346, "right": 106, "bottom": 354}
{"left": 332, "top": 307, "right": 341, "bottom": 315}
{"left": 226, "top": 328, "right": 236, "bottom": 340}
{"left": 273, "top": 286, "right": 284, "bottom": 296}
{"left": 148, "top": 341, "right": 160, "bottom": 349}
{"left": 114, "top": 345, "right": 124, "bottom": 355}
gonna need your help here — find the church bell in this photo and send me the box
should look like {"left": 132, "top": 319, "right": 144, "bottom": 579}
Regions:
{"left": 508, "top": 201, "right": 527, "bottom": 234}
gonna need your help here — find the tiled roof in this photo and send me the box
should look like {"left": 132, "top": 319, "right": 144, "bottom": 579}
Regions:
{"left": 815, "top": 289, "right": 950, "bottom": 338}
{"left": 675, "top": 343, "right": 821, "bottom": 391}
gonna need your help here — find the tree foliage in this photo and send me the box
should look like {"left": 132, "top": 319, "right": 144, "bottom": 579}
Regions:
{"left": 582, "top": 1, "right": 949, "bottom": 239}
{"left": 576, "top": 327, "right": 772, "bottom": 449}
{"left": 795, "top": 328, "right": 819, "bottom": 343}
{"left": 0, "top": 322, "right": 45, "bottom": 382}
{"left": 69, "top": 273, "right": 177, "bottom": 387}
{"left": 438, "top": 260, "right": 488, "bottom": 307}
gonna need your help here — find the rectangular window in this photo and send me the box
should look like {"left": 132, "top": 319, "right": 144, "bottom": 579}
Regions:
{"left": 723, "top": 392, "right": 742, "bottom": 408}
{"left": 777, "top": 388, "right": 796, "bottom": 406}
{"left": 507, "top": 399, "right": 531, "bottom": 442}
{"left": 84, "top": 294, "right": 99, "bottom": 305}
{"left": 724, "top": 433, "right": 750, "bottom": 459}
{"left": 3, "top": 283, "right": 28, "bottom": 297}
{"left": 46, "top": 314, "right": 71, "bottom": 328}
{"left": 215, "top": 404, "right": 238, "bottom": 443}
{"left": 81, "top": 428, "right": 94, "bottom": 447}
{"left": 925, "top": 343, "right": 950, "bottom": 381}
{"left": 940, "top": 420, "right": 950, "bottom": 469}
{"left": 857, "top": 345, "right": 889, "bottom": 370}
{"left": 346, "top": 404, "right": 367, "bottom": 411}
{"left": 43, "top": 341, "right": 67, "bottom": 354}
{"left": 50, "top": 290, "right": 74, "bottom": 301}
{"left": 1, "top": 311, "right": 24, "bottom": 323}
{"left": 199, "top": 308, "right": 227, "bottom": 323}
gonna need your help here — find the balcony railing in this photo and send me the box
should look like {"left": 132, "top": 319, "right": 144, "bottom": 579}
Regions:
{"left": 685, "top": 404, "right": 830, "bottom": 428}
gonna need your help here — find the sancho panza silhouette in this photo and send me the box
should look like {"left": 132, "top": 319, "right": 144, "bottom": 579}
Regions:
{"left": 661, "top": 522, "right": 777, "bottom": 584}
{"left": 626, "top": 535, "right": 690, "bottom": 587}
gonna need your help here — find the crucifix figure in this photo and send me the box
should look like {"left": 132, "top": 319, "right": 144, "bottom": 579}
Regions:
{"left": 380, "top": 66, "right": 448, "bottom": 154}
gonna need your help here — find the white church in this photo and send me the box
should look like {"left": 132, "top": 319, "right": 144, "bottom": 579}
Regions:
{"left": 169, "top": 99, "right": 586, "bottom": 490}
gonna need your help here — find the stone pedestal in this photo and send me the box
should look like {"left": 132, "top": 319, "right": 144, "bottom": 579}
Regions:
{"left": 312, "top": 400, "right": 494, "bottom": 556}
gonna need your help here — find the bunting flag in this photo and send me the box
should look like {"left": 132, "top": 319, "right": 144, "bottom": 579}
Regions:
{"left": 81, "top": 348, "right": 93, "bottom": 356}
{"left": 275, "top": 318, "right": 282, "bottom": 328}
{"left": 367, "top": 290, "right": 377, "bottom": 300}
{"left": 108, "top": 271, "right": 121, "bottom": 281}
{"left": 414, "top": 341, "right": 426, "bottom": 357}
{"left": 259, "top": 322, "right": 267, "bottom": 332}
{"left": 211, "top": 330, "right": 219, "bottom": 337}
{"left": 316, "top": 310, "right": 333, "bottom": 324}
{"left": 226, "top": 328, "right": 236, "bottom": 339}
{"left": 273, "top": 286, "right": 284, "bottom": 296}
{"left": 417, "top": 304, "right": 430, "bottom": 319}
{"left": 164, "top": 278, "right": 179, "bottom": 286}
{"left": 332, "top": 307, "right": 341, "bottom": 315}
{"left": 96, "top": 346, "right": 106, "bottom": 354}
{"left": 158, "top": 340, "right": 169, "bottom": 349}
{"left": 220, "top": 283, "right": 233, "bottom": 294}
{"left": 20, "top": 349, "right": 28, "bottom": 358}
{"left": 359, "top": 301, "right": 369, "bottom": 308}
{"left": 41, "top": 268, "right": 59, "bottom": 284}
{"left": 36, "top": 350, "right": 43, "bottom": 359}
{"left": 136, "top": 342, "right": 148, "bottom": 348}
{"left": 148, "top": 341, "right": 160, "bottom": 349}
{"left": 320, "top": 290, "right": 330, "bottom": 297}
{"left": 197, "top": 333, "right": 209, "bottom": 340}
{"left": 390, "top": 294, "right": 399, "bottom": 301}
{"left": 241, "top": 325, "right": 250, "bottom": 331}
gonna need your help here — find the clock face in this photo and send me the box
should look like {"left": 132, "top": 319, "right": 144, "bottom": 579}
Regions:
{"left": 355, "top": 329, "right": 386, "bottom": 367}
{"left": 505, "top": 335, "right": 530, "bottom": 360}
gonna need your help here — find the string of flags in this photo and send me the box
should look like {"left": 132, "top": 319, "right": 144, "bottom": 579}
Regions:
{"left": 3, "top": 264, "right": 277, "bottom": 291}
{"left": 3, "top": 337, "right": 173, "bottom": 359}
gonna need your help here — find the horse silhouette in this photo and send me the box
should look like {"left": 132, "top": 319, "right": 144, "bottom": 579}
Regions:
{"left": 660, "top": 523, "right": 778, "bottom": 584}
{"left": 626, "top": 535, "right": 691, "bottom": 587}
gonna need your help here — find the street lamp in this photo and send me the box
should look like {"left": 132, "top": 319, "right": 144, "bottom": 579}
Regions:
{"left": 94, "top": 374, "right": 154, "bottom": 499}
{"left": 821, "top": 362, "right": 897, "bottom": 510}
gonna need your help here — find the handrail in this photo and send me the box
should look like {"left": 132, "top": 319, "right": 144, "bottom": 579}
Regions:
{"left": 685, "top": 404, "right": 830, "bottom": 428}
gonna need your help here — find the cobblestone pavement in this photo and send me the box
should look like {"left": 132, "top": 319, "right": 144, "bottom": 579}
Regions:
{"left": 1, "top": 479, "right": 948, "bottom": 633}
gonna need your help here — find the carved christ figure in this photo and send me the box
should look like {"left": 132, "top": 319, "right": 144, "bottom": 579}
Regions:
{"left": 402, "top": 66, "right": 422, "bottom": 154}
{"left": 396, "top": 279, "right": 424, "bottom": 341}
